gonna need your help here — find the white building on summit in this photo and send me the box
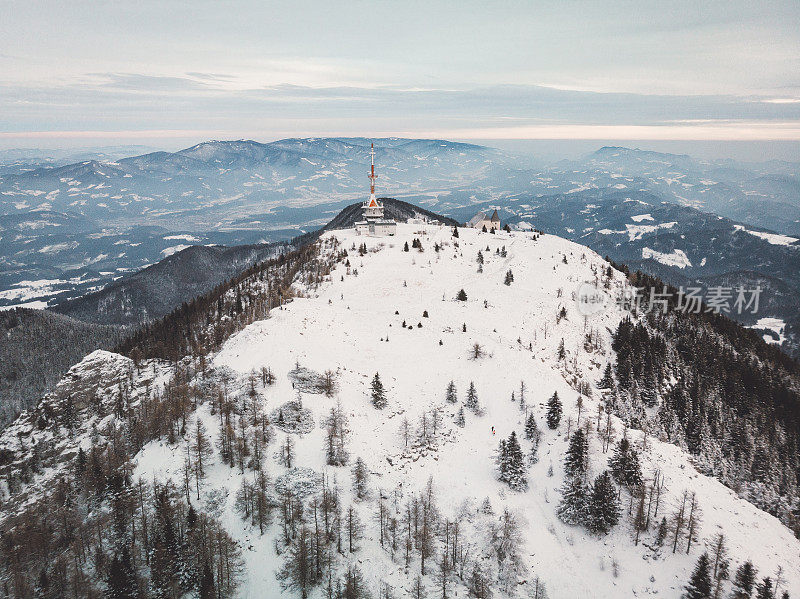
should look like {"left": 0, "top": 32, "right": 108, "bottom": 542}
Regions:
{"left": 468, "top": 209, "right": 502, "bottom": 231}
{"left": 355, "top": 143, "right": 397, "bottom": 237}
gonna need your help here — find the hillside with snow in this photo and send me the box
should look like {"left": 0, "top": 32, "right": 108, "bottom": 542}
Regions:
{"left": 0, "top": 223, "right": 797, "bottom": 599}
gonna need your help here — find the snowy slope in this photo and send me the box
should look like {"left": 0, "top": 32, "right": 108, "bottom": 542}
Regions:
{"left": 127, "top": 224, "right": 800, "bottom": 598}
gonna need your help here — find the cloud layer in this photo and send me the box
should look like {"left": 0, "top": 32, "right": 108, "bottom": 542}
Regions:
{"left": 1, "top": 1, "right": 798, "bottom": 143}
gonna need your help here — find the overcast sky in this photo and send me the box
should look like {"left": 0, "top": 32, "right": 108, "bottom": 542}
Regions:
{"left": 1, "top": 0, "right": 799, "bottom": 151}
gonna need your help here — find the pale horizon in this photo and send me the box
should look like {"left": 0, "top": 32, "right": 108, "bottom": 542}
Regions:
{"left": 2, "top": 0, "right": 799, "bottom": 160}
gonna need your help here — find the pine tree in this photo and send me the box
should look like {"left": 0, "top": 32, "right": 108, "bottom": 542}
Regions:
{"left": 455, "top": 406, "right": 465, "bottom": 428}
{"left": 755, "top": 578, "right": 774, "bottom": 599}
{"left": 546, "top": 391, "right": 562, "bottom": 429}
{"left": 587, "top": 471, "right": 620, "bottom": 534}
{"left": 501, "top": 432, "right": 527, "bottom": 491}
{"left": 469, "top": 562, "right": 491, "bottom": 598}
{"left": 524, "top": 414, "right": 539, "bottom": 441}
{"left": 371, "top": 373, "right": 387, "bottom": 409}
{"left": 731, "top": 561, "right": 757, "bottom": 599}
{"left": 404, "top": 241, "right": 410, "bottom": 252}
{"left": 452, "top": 226, "right": 459, "bottom": 238}
{"left": 685, "top": 553, "right": 713, "bottom": 599}
{"left": 504, "top": 270, "right": 514, "bottom": 286}
{"left": 599, "top": 363, "right": 614, "bottom": 389}
{"left": 466, "top": 382, "right": 479, "bottom": 413}
{"left": 496, "top": 439, "right": 509, "bottom": 481}
{"left": 445, "top": 381, "right": 457, "bottom": 403}
{"left": 556, "top": 476, "right": 588, "bottom": 525}
{"left": 105, "top": 547, "right": 137, "bottom": 599}
{"left": 557, "top": 338, "right": 566, "bottom": 360}
{"left": 608, "top": 437, "right": 643, "bottom": 490}
{"left": 456, "top": 289, "right": 468, "bottom": 301}
{"left": 564, "top": 429, "right": 588, "bottom": 478}
{"left": 656, "top": 517, "right": 668, "bottom": 546}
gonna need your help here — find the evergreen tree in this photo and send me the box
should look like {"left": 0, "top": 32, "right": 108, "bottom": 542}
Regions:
{"left": 452, "top": 226, "right": 459, "bottom": 238}
{"left": 371, "top": 373, "right": 387, "bottom": 409}
{"left": 105, "top": 547, "right": 137, "bottom": 599}
{"left": 599, "top": 363, "right": 614, "bottom": 389}
{"left": 557, "top": 338, "right": 566, "bottom": 360}
{"left": 445, "top": 381, "right": 457, "bottom": 403}
{"left": 608, "top": 437, "right": 643, "bottom": 490}
{"left": 456, "top": 289, "right": 468, "bottom": 301}
{"left": 524, "top": 414, "right": 539, "bottom": 441}
{"left": 469, "top": 562, "right": 492, "bottom": 598}
{"left": 404, "top": 241, "right": 410, "bottom": 252}
{"left": 587, "top": 471, "right": 620, "bottom": 534}
{"left": 656, "top": 517, "right": 668, "bottom": 546}
{"left": 685, "top": 553, "right": 713, "bottom": 599}
{"left": 504, "top": 270, "right": 514, "bottom": 286}
{"left": 496, "top": 439, "right": 508, "bottom": 481}
{"left": 466, "top": 382, "right": 479, "bottom": 413}
{"left": 731, "top": 561, "right": 757, "bottom": 599}
{"left": 556, "top": 476, "right": 588, "bottom": 525}
{"left": 455, "top": 406, "right": 465, "bottom": 428}
{"left": 755, "top": 578, "right": 774, "bottom": 599}
{"left": 546, "top": 391, "right": 562, "bottom": 429}
{"left": 564, "top": 429, "right": 588, "bottom": 478}
{"left": 499, "top": 432, "right": 527, "bottom": 491}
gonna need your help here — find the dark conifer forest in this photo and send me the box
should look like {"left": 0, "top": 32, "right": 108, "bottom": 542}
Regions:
{"left": 607, "top": 263, "right": 800, "bottom": 533}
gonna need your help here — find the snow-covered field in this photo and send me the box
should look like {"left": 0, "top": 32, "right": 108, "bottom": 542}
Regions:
{"left": 127, "top": 223, "right": 800, "bottom": 598}
{"left": 641, "top": 247, "right": 693, "bottom": 269}
{"left": 734, "top": 224, "right": 799, "bottom": 247}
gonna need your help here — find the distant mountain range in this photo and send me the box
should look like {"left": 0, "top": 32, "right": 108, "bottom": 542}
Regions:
{"left": 1, "top": 137, "right": 798, "bottom": 355}
{"left": 0, "top": 138, "right": 510, "bottom": 307}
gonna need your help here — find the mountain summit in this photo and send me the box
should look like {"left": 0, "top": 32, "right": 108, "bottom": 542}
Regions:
{"left": 1, "top": 222, "right": 796, "bottom": 598}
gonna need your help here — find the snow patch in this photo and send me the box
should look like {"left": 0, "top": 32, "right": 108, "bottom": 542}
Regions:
{"left": 641, "top": 247, "right": 693, "bottom": 268}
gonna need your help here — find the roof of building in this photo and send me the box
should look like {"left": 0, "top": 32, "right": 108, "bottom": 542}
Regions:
{"left": 467, "top": 212, "right": 487, "bottom": 227}
{"left": 467, "top": 209, "right": 501, "bottom": 227}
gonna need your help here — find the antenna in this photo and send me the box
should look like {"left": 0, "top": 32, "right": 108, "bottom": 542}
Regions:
{"left": 369, "top": 142, "right": 377, "bottom": 198}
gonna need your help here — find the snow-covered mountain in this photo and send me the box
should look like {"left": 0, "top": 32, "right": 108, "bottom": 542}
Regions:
{"left": 2, "top": 138, "right": 799, "bottom": 330}
{"left": 1, "top": 222, "right": 796, "bottom": 598}
{"left": 448, "top": 189, "right": 800, "bottom": 357}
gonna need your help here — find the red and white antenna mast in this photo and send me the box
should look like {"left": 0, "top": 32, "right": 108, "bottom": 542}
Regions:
{"left": 368, "top": 142, "right": 377, "bottom": 199}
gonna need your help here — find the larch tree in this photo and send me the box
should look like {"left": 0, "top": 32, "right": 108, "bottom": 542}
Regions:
{"left": 191, "top": 419, "right": 213, "bottom": 499}
{"left": 352, "top": 457, "right": 369, "bottom": 501}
